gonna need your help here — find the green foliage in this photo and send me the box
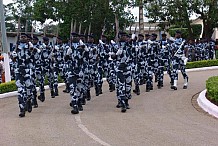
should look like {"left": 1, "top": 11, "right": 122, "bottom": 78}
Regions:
{"left": 206, "top": 76, "right": 218, "bottom": 102}
{"left": 144, "top": 0, "right": 218, "bottom": 39}
{"left": 186, "top": 59, "right": 218, "bottom": 69}
{"left": 0, "top": 81, "right": 17, "bottom": 94}
{"left": 168, "top": 24, "right": 202, "bottom": 39}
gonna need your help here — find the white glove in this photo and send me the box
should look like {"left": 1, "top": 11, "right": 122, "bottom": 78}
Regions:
{"left": 111, "top": 40, "right": 116, "bottom": 44}
{"left": 29, "top": 42, "right": 33, "bottom": 48}
{"left": 108, "top": 52, "right": 114, "bottom": 56}
{"left": 79, "top": 39, "right": 84, "bottom": 46}
{"left": 182, "top": 56, "right": 188, "bottom": 65}
{"left": 147, "top": 40, "right": 153, "bottom": 44}
{"left": 131, "top": 34, "right": 136, "bottom": 40}
{"left": 12, "top": 51, "right": 17, "bottom": 57}
{"left": 169, "top": 37, "right": 176, "bottom": 42}
{"left": 66, "top": 48, "right": 72, "bottom": 55}
{"left": 99, "top": 40, "right": 104, "bottom": 45}
{"left": 116, "top": 49, "right": 122, "bottom": 55}
{"left": 55, "top": 46, "right": 59, "bottom": 50}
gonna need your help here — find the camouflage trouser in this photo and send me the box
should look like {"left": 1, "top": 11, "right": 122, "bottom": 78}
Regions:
{"left": 42, "top": 65, "right": 54, "bottom": 93}
{"left": 35, "top": 66, "right": 44, "bottom": 94}
{"left": 16, "top": 68, "right": 33, "bottom": 109}
{"left": 53, "top": 63, "right": 65, "bottom": 89}
{"left": 116, "top": 64, "right": 132, "bottom": 100}
{"left": 68, "top": 72, "right": 84, "bottom": 104}
{"left": 157, "top": 57, "right": 172, "bottom": 83}
{"left": 171, "top": 56, "right": 188, "bottom": 80}
{"left": 107, "top": 61, "right": 116, "bottom": 86}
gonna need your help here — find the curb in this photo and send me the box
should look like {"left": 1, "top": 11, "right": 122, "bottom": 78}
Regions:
{"left": 0, "top": 83, "right": 65, "bottom": 99}
{"left": 197, "top": 89, "right": 218, "bottom": 119}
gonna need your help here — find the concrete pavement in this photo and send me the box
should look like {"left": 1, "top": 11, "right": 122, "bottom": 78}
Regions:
{"left": 0, "top": 69, "right": 218, "bottom": 146}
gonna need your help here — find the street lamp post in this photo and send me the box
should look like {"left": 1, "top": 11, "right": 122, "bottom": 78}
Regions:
{"left": 0, "top": 0, "right": 11, "bottom": 82}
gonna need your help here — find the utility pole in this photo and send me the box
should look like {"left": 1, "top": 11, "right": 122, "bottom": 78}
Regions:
{"left": 139, "top": 0, "right": 144, "bottom": 34}
{"left": 0, "top": 0, "right": 11, "bottom": 82}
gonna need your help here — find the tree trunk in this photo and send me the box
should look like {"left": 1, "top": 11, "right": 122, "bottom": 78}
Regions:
{"left": 203, "top": 19, "right": 213, "bottom": 39}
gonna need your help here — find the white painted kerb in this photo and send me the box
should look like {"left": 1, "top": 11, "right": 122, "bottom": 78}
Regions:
{"left": 197, "top": 89, "right": 218, "bottom": 118}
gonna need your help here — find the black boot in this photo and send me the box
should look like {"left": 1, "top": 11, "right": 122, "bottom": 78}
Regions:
{"left": 32, "top": 96, "right": 38, "bottom": 108}
{"left": 51, "top": 90, "right": 55, "bottom": 98}
{"left": 71, "top": 101, "right": 79, "bottom": 114}
{"left": 78, "top": 99, "right": 83, "bottom": 111}
{"left": 116, "top": 100, "right": 122, "bottom": 108}
{"left": 99, "top": 85, "right": 103, "bottom": 94}
{"left": 157, "top": 81, "right": 162, "bottom": 89}
{"left": 133, "top": 85, "right": 140, "bottom": 95}
{"left": 95, "top": 86, "right": 99, "bottom": 96}
{"left": 19, "top": 107, "right": 25, "bottom": 117}
{"left": 146, "top": 84, "right": 150, "bottom": 92}
{"left": 63, "top": 83, "right": 70, "bottom": 93}
{"left": 38, "top": 92, "right": 45, "bottom": 102}
{"left": 81, "top": 94, "right": 86, "bottom": 105}
{"left": 54, "top": 88, "right": 59, "bottom": 96}
{"left": 26, "top": 98, "right": 32, "bottom": 113}
{"left": 86, "top": 89, "right": 91, "bottom": 101}
{"left": 120, "top": 100, "right": 127, "bottom": 113}
{"left": 125, "top": 99, "right": 130, "bottom": 109}
{"left": 32, "top": 91, "right": 38, "bottom": 108}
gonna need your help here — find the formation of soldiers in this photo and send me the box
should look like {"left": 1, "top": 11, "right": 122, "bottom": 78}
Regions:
{"left": 11, "top": 30, "right": 216, "bottom": 117}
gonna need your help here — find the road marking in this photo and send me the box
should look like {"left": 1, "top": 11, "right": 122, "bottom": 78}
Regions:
{"left": 75, "top": 115, "right": 111, "bottom": 146}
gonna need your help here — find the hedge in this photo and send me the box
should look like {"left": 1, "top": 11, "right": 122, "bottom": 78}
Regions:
{"left": 0, "top": 75, "right": 64, "bottom": 94}
{"left": 206, "top": 76, "right": 218, "bottom": 102}
{"left": 186, "top": 59, "right": 218, "bottom": 69}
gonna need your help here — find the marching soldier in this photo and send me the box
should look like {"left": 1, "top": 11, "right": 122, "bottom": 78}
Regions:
{"left": 111, "top": 32, "right": 133, "bottom": 112}
{"left": 53, "top": 37, "right": 65, "bottom": 96}
{"left": 170, "top": 30, "right": 189, "bottom": 90}
{"left": 12, "top": 33, "right": 34, "bottom": 117}
{"left": 38, "top": 37, "right": 55, "bottom": 101}
{"left": 66, "top": 32, "right": 88, "bottom": 114}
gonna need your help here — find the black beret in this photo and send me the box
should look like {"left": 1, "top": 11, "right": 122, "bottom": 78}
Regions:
{"left": 57, "top": 36, "right": 62, "bottom": 40}
{"left": 175, "top": 30, "right": 182, "bottom": 34}
{"left": 161, "top": 33, "right": 167, "bottom": 37}
{"left": 33, "top": 36, "right": 39, "bottom": 40}
{"left": 145, "top": 34, "right": 150, "bottom": 37}
{"left": 20, "top": 33, "right": 28, "bottom": 37}
{"left": 43, "top": 37, "right": 49, "bottom": 41}
{"left": 138, "top": 34, "right": 144, "bottom": 37}
{"left": 151, "top": 33, "right": 157, "bottom": 37}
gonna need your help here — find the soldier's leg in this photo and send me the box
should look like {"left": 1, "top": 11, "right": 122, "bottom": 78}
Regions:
{"left": 179, "top": 58, "right": 188, "bottom": 89}
{"left": 171, "top": 57, "right": 179, "bottom": 90}
{"left": 31, "top": 71, "right": 38, "bottom": 108}
{"left": 157, "top": 59, "right": 164, "bottom": 89}
{"left": 69, "top": 75, "right": 79, "bottom": 114}
{"left": 47, "top": 68, "right": 55, "bottom": 98}
{"left": 53, "top": 64, "right": 59, "bottom": 96}
{"left": 16, "top": 74, "right": 26, "bottom": 117}
{"left": 117, "top": 70, "right": 127, "bottom": 112}
{"left": 37, "top": 68, "right": 45, "bottom": 102}
{"left": 125, "top": 66, "right": 132, "bottom": 109}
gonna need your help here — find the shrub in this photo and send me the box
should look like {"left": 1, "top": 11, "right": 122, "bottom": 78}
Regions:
{"left": 186, "top": 59, "right": 218, "bottom": 69}
{"left": 206, "top": 76, "right": 218, "bottom": 101}
{"left": 0, "top": 80, "right": 17, "bottom": 94}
